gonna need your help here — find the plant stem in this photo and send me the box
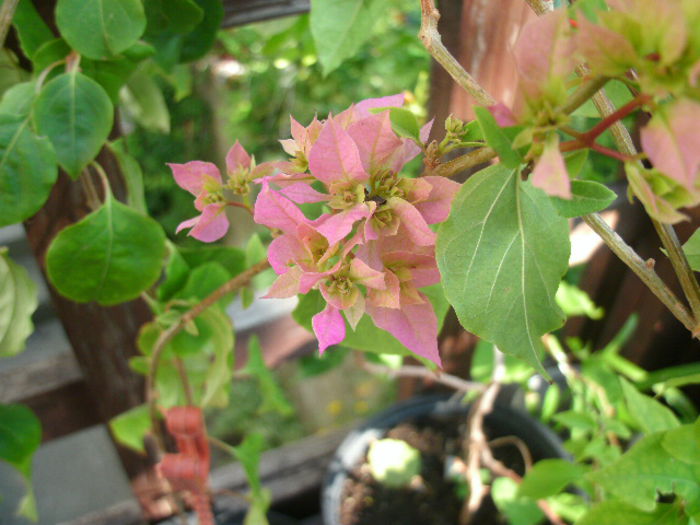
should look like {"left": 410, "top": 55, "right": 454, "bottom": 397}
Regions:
{"left": 418, "top": 0, "right": 496, "bottom": 107}
{"left": 146, "top": 259, "right": 271, "bottom": 451}
{"left": 362, "top": 361, "right": 486, "bottom": 393}
{"left": 560, "top": 76, "right": 609, "bottom": 115}
{"left": 0, "top": 0, "right": 18, "bottom": 47}
{"left": 581, "top": 213, "right": 696, "bottom": 333}
{"left": 432, "top": 146, "right": 496, "bottom": 177}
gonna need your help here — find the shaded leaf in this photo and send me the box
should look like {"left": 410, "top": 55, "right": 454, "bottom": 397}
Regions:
{"left": 109, "top": 138, "right": 147, "bottom": 214}
{"left": 310, "top": 0, "right": 384, "bottom": 75}
{"left": 0, "top": 113, "right": 58, "bottom": 226}
{"left": 179, "top": 0, "right": 224, "bottom": 63}
{"left": 0, "top": 403, "right": 41, "bottom": 478}
{"left": 144, "top": 0, "right": 204, "bottom": 34}
{"left": 46, "top": 191, "right": 166, "bottom": 305}
{"left": 11, "top": 0, "right": 54, "bottom": 59}
{"left": 0, "top": 248, "right": 38, "bottom": 357}
{"left": 242, "top": 336, "right": 294, "bottom": 416}
{"left": 518, "top": 459, "right": 587, "bottom": 499}
{"left": 56, "top": 0, "right": 147, "bottom": 59}
{"left": 33, "top": 71, "right": 113, "bottom": 178}
{"left": 437, "top": 164, "right": 569, "bottom": 374}
{"left": 121, "top": 66, "right": 170, "bottom": 133}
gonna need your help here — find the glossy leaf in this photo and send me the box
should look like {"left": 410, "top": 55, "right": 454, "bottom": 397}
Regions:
{"left": 11, "top": 0, "right": 54, "bottom": 59}
{"left": 518, "top": 459, "right": 587, "bottom": 499}
{"left": 437, "top": 164, "right": 569, "bottom": 374}
{"left": 46, "top": 191, "right": 166, "bottom": 305}
{"left": 474, "top": 106, "right": 523, "bottom": 168}
{"left": 550, "top": 180, "right": 617, "bottom": 218}
{"left": 56, "top": 0, "right": 147, "bottom": 59}
{"left": 109, "top": 405, "right": 151, "bottom": 454}
{"left": 0, "top": 113, "right": 58, "bottom": 226}
{"left": 621, "top": 378, "right": 680, "bottom": 433}
{"left": 588, "top": 432, "right": 700, "bottom": 514}
{"left": 33, "top": 71, "right": 113, "bottom": 178}
{"left": 0, "top": 248, "right": 38, "bottom": 357}
{"left": 683, "top": 228, "right": 700, "bottom": 272}
{"left": 310, "top": 0, "right": 383, "bottom": 75}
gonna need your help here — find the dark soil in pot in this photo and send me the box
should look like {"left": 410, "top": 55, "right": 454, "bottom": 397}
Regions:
{"left": 323, "top": 395, "right": 570, "bottom": 525}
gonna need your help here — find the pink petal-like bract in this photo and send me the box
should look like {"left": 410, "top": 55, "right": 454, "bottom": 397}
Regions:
{"left": 640, "top": 100, "right": 700, "bottom": 192}
{"left": 253, "top": 181, "right": 308, "bottom": 234}
{"left": 315, "top": 204, "right": 371, "bottom": 246}
{"left": 225, "top": 140, "right": 251, "bottom": 174}
{"left": 267, "top": 234, "right": 301, "bottom": 274}
{"left": 347, "top": 112, "right": 404, "bottom": 173}
{"left": 186, "top": 204, "right": 229, "bottom": 242}
{"left": 367, "top": 296, "right": 442, "bottom": 367}
{"left": 531, "top": 138, "right": 572, "bottom": 199}
{"left": 488, "top": 103, "right": 518, "bottom": 127}
{"left": 390, "top": 198, "right": 436, "bottom": 246}
{"left": 168, "top": 161, "right": 221, "bottom": 195}
{"left": 278, "top": 182, "right": 329, "bottom": 203}
{"left": 312, "top": 304, "right": 346, "bottom": 354}
{"left": 414, "top": 176, "right": 460, "bottom": 224}
{"left": 265, "top": 266, "right": 303, "bottom": 298}
{"left": 308, "top": 118, "right": 369, "bottom": 184}
{"left": 353, "top": 93, "right": 405, "bottom": 119}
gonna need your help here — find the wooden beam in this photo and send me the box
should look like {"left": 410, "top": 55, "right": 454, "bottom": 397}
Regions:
{"left": 222, "top": 0, "right": 309, "bottom": 28}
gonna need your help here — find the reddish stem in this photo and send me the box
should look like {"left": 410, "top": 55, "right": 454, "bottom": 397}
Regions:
{"left": 226, "top": 201, "right": 253, "bottom": 215}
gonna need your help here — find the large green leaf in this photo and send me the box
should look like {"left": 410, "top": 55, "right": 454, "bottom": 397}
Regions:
{"left": 11, "top": 0, "right": 54, "bottom": 60}
{"left": 0, "top": 249, "right": 38, "bottom": 357}
{"left": 0, "top": 403, "right": 41, "bottom": 520}
{"left": 55, "top": 0, "right": 147, "bottom": 59}
{"left": 310, "top": 0, "right": 384, "bottom": 75}
{"left": 46, "top": 191, "right": 166, "bottom": 305}
{"left": 33, "top": 71, "right": 113, "bottom": 178}
{"left": 179, "top": 0, "right": 224, "bottom": 63}
{"left": 662, "top": 418, "right": 700, "bottom": 465}
{"left": 588, "top": 432, "right": 700, "bottom": 514}
{"left": 0, "top": 113, "right": 58, "bottom": 226}
{"left": 437, "top": 164, "right": 570, "bottom": 373}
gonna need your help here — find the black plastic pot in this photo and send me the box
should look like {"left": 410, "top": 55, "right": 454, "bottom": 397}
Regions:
{"left": 322, "top": 394, "right": 570, "bottom": 525}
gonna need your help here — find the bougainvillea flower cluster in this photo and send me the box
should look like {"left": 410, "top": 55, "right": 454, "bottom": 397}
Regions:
{"left": 253, "top": 95, "right": 459, "bottom": 366}
{"left": 169, "top": 95, "right": 458, "bottom": 366}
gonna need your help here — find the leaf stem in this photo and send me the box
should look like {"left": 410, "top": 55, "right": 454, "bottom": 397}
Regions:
{"left": 146, "top": 259, "right": 271, "bottom": 452}
{"left": 559, "top": 76, "right": 610, "bottom": 115}
{"left": 581, "top": 213, "right": 695, "bottom": 333}
{"left": 418, "top": 0, "right": 496, "bottom": 107}
{"left": 432, "top": 146, "right": 496, "bottom": 177}
{"left": 0, "top": 0, "right": 18, "bottom": 48}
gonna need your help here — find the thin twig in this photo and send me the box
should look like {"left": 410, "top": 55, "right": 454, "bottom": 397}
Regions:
{"left": 560, "top": 76, "right": 610, "bottom": 115}
{"left": 146, "top": 259, "right": 271, "bottom": 452}
{"left": 362, "top": 361, "right": 486, "bottom": 393}
{"left": 0, "top": 0, "right": 18, "bottom": 47}
{"left": 418, "top": 0, "right": 496, "bottom": 107}
{"left": 432, "top": 146, "right": 497, "bottom": 178}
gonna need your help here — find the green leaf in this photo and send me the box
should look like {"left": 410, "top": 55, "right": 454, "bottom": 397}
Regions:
{"left": 550, "top": 180, "right": 617, "bottom": 218}
{"left": 563, "top": 150, "right": 589, "bottom": 178}
{"left": 0, "top": 403, "right": 41, "bottom": 478}
{"left": 620, "top": 378, "right": 680, "bottom": 433}
{"left": 310, "top": 0, "right": 384, "bottom": 75}
{"left": 588, "top": 432, "right": 700, "bottom": 514}
{"left": 0, "top": 248, "right": 38, "bottom": 357}
{"left": 576, "top": 501, "right": 687, "bottom": 525}
{"left": 683, "top": 228, "right": 700, "bottom": 272}
{"left": 292, "top": 284, "right": 449, "bottom": 366}
{"left": 0, "top": 113, "right": 58, "bottom": 226}
{"left": 574, "top": 80, "right": 632, "bottom": 118}
{"left": 108, "top": 138, "right": 147, "bottom": 214}
{"left": 553, "top": 410, "right": 597, "bottom": 431}
{"left": 474, "top": 106, "right": 523, "bottom": 168}
{"left": 46, "top": 191, "right": 166, "bottom": 305}
{"left": 174, "top": 261, "right": 232, "bottom": 307}
{"left": 662, "top": 419, "right": 700, "bottom": 465}
{"left": 556, "top": 281, "right": 604, "bottom": 319}
{"left": 157, "top": 243, "right": 191, "bottom": 302}
{"left": 246, "top": 233, "right": 267, "bottom": 267}
{"left": 56, "top": 0, "right": 147, "bottom": 59}
{"left": 33, "top": 71, "right": 113, "bottom": 178}
{"left": 437, "top": 164, "right": 569, "bottom": 374}
{"left": 373, "top": 107, "right": 421, "bottom": 142}
{"left": 12, "top": 0, "right": 55, "bottom": 60}
{"left": 0, "top": 81, "right": 37, "bottom": 118}
{"left": 230, "top": 433, "right": 271, "bottom": 525}
{"left": 491, "top": 477, "right": 544, "bottom": 525}
{"left": 31, "top": 38, "right": 71, "bottom": 78}
{"left": 121, "top": 66, "right": 170, "bottom": 133}
{"left": 144, "top": 0, "right": 204, "bottom": 34}
{"left": 81, "top": 54, "right": 143, "bottom": 104}
{"left": 518, "top": 459, "right": 587, "bottom": 499}
{"left": 180, "top": 245, "right": 247, "bottom": 279}
{"left": 179, "top": 0, "right": 224, "bottom": 63}
{"left": 109, "top": 405, "right": 151, "bottom": 453}
{"left": 242, "top": 336, "right": 294, "bottom": 416}
{"left": 200, "top": 306, "right": 235, "bottom": 407}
